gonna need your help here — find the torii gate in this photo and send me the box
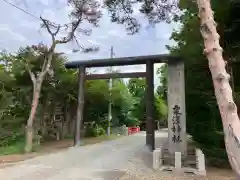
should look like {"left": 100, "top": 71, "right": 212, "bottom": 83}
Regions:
{"left": 65, "top": 54, "right": 186, "bottom": 155}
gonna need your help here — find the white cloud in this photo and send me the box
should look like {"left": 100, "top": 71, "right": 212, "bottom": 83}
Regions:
{"left": 19, "top": 20, "right": 40, "bottom": 30}
{"left": 87, "top": 39, "right": 105, "bottom": 47}
{"left": 41, "top": 9, "right": 56, "bottom": 21}
{"left": 39, "top": 0, "right": 50, "bottom": 6}
{"left": 0, "top": 25, "right": 26, "bottom": 42}
{"left": 96, "top": 35, "right": 108, "bottom": 40}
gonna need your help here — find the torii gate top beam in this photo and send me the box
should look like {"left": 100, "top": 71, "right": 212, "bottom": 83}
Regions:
{"left": 65, "top": 54, "right": 182, "bottom": 69}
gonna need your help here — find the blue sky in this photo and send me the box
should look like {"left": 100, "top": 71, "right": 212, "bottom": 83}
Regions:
{"left": 0, "top": 0, "right": 179, "bottom": 86}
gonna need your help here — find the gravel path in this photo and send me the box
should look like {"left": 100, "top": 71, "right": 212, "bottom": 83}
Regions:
{"left": 0, "top": 132, "right": 149, "bottom": 180}
{"left": 0, "top": 131, "right": 236, "bottom": 180}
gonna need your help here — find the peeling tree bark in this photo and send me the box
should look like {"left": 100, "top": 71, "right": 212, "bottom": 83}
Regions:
{"left": 196, "top": 0, "right": 240, "bottom": 177}
{"left": 25, "top": 83, "right": 42, "bottom": 153}
{"left": 24, "top": 48, "right": 54, "bottom": 153}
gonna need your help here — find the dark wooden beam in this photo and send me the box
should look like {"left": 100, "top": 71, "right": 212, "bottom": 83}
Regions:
{"left": 146, "top": 60, "right": 155, "bottom": 151}
{"left": 74, "top": 66, "right": 85, "bottom": 146}
{"left": 65, "top": 54, "right": 182, "bottom": 68}
{"left": 85, "top": 72, "right": 146, "bottom": 80}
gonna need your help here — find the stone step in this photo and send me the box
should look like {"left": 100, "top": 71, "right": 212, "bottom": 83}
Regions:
{"left": 162, "top": 159, "right": 174, "bottom": 166}
{"left": 163, "top": 157, "right": 196, "bottom": 162}
{"left": 183, "top": 160, "right": 196, "bottom": 168}
{"left": 162, "top": 161, "right": 196, "bottom": 168}
{"left": 163, "top": 154, "right": 196, "bottom": 160}
{"left": 161, "top": 153, "right": 197, "bottom": 168}
{"left": 162, "top": 151, "right": 196, "bottom": 155}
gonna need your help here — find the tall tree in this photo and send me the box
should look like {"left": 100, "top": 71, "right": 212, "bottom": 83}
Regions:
{"left": 104, "top": 0, "right": 178, "bottom": 33}
{"left": 196, "top": 0, "right": 240, "bottom": 177}
{"left": 19, "top": 0, "right": 102, "bottom": 152}
{"left": 156, "top": 64, "right": 167, "bottom": 101}
{"left": 127, "top": 78, "right": 146, "bottom": 122}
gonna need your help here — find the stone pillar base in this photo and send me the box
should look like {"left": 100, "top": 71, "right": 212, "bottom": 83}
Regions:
{"left": 195, "top": 148, "right": 206, "bottom": 176}
{"left": 152, "top": 146, "right": 206, "bottom": 177}
{"left": 153, "top": 148, "right": 163, "bottom": 170}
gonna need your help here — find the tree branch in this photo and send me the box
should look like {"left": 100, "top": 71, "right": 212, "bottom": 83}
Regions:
{"left": 56, "top": 18, "right": 83, "bottom": 44}
{"left": 40, "top": 17, "right": 59, "bottom": 43}
{"left": 37, "top": 0, "right": 101, "bottom": 77}
{"left": 25, "top": 63, "right": 36, "bottom": 83}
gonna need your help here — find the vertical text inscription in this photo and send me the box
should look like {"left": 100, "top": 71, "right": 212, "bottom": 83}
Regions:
{"left": 171, "top": 105, "right": 182, "bottom": 143}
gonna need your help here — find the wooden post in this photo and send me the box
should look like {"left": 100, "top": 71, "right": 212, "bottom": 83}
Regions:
{"left": 146, "top": 60, "right": 155, "bottom": 151}
{"left": 74, "top": 65, "right": 85, "bottom": 146}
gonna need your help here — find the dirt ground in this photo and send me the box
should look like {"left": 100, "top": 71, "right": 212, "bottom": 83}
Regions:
{"left": 0, "top": 135, "right": 236, "bottom": 179}
{"left": 206, "top": 168, "right": 235, "bottom": 180}
{"left": 0, "top": 140, "right": 72, "bottom": 165}
{"left": 119, "top": 167, "right": 235, "bottom": 180}
{"left": 0, "top": 136, "right": 118, "bottom": 166}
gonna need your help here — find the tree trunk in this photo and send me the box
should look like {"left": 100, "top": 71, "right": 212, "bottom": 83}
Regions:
{"left": 157, "top": 121, "right": 160, "bottom": 130}
{"left": 196, "top": 0, "right": 240, "bottom": 177}
{"left": 41, "top": 100, "right": 49, "bottom": 137}
{"left": 64, "top": 103, "right": 71, "bottom": 135}
{"left": 24, "top": 84, "right": 41, "bottom": 153}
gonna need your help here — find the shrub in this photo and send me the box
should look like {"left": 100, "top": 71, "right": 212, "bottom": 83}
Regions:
{"left": 125, "top": 116, "right": 139, "bottom": 127}
{"left": 85, "top": 123, "right": 106, "bottom": 137}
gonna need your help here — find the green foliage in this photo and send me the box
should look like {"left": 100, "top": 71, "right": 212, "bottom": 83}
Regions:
{"left": 104, "top": 0, "right": 178, "bottom": 34}
{"left": 127, "top": 78, "right": 146, "bottom": 122}
{"left": 126, "top": 77, "right": 167, "bottom": 127}
{"left": 85, "top": 123, "right": 106, "bottom": 137}
{"left": 0, "top": 140, "right": 26, "bottom": 155}
{"left": 156, "top": 65, "right": 167, "bottom": 100}
{"left": 0, "top": 138, "right": 39, "bottom": 155}
{"left": 125, "top": 114, "right": 140, "bottom": 127}
{"left": 154, "top": 96, "right": 167, "bottom": 121}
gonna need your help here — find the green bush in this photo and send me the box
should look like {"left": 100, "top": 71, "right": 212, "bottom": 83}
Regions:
{"left": 192, "top": 130, "right": 230, "bottom": 167}
{"left": 95, "top": 126, "right": 106, "bottom": 136}
{"left": 203, "top": 147, "right": 230, "bottom": 168}
{"left": 0, "top": 138, "right": 39, "bottom": 155}
{"left": 99, "top": 119, "right": 111, "bottom": 130}
{"left": 125, "top": 117, "right": 139, "bottom": 127}
{"left": 0, "top": 131, "right": 25, "bottom": 147}
{"left": 85, "top": 123, "right": 106, "bottom": 137}
{"left": 0, "top": 140, "right": 25, "bottom": 155}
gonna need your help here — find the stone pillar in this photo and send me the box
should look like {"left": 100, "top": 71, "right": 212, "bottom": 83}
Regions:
{"left": 175, "top": 152, "right": 182, "bottom": 170}
{"left": 153, "top": 148, "right": 162, "bottom": 170}
{"left": 196, "top": 149, "right": 206, "bottom": 176}
{"left": 167, "top": 61, "right": 187, "bottom": 155}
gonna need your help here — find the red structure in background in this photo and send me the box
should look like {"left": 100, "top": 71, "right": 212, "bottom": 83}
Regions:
{"left": 128, "top": 127, "right": 140, "bottom": 135}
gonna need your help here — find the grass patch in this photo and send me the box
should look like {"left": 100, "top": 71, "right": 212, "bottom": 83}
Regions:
{"left": 0, "top": 141, "right": 39, "bottom": 156}
{"left": 0, "top": 141, "right": 25, "bottom": 155}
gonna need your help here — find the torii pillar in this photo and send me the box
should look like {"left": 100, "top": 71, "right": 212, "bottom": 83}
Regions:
{"left": 146, "top": 60, "right": 155, "bottom": 151}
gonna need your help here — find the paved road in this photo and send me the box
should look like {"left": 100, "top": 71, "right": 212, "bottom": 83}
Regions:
{"left": 0, "top": 131, "right": 168, "bottom": 180}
